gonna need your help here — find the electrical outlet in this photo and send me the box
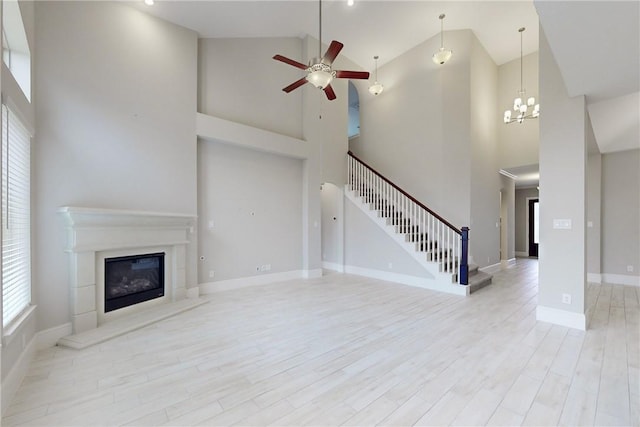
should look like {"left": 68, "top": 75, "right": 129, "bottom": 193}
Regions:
{"left": 388, "top": 262, "right": 393, "bottom": 269}
{"left": 628, "top": 265, "right": 634, "bottom": 273}
{"left": 209, "top": 270, "right": 215, "bottom": 278}
{"left": 562, "top": 293, "right": 571, "bottom": 304}
{"left": 265, "top": 264, "right": 271, "bottom": 271}
{"left": 208, "top": 220, "right": 214, "bottom": 229}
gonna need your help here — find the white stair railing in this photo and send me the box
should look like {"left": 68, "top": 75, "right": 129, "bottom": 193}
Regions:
{"left": 347, "top": 152, "right": 469, "bottom": 285}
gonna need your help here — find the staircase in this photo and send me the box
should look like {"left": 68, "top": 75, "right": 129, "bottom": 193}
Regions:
{"left": 347, "top": 151, "right": 492, "bottom": 295}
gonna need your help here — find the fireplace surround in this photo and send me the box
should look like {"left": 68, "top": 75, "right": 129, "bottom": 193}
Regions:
{"left": 60, "top": 207, "right": 195, "bottom": 334}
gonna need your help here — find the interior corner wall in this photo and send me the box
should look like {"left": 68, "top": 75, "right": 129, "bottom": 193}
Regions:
{"left": 33, "top": 1, "right": 198, "bottom": 332}
{"left": 601, "top": 149, "right": 640, "bottom": 278}
{"left": 198, "top": 37, "right": 304, "bottom": 140}
{"left": 586, "top": 117, "right": 602, "bottom": 276}
{"left": 500, "top": 175, "right": 516, "bottom": 260}
{"left": 538, "top": 27, "right": 587, "bottom": 322}
{"left": 197, "top": 140, "right": 303, "bottom": 282}
{"left": 353, "top": 30, "right": 474, "bottom": 230}
{"left": 497, "top": 52, "right": 540, "bottom": 169}
{"left": 470, "top": 35, "right": 500, "bottom": 267}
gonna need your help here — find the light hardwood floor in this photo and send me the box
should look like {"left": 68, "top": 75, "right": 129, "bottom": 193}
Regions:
{"left": 3, "top": 259, "right": 639, "bottom": 426}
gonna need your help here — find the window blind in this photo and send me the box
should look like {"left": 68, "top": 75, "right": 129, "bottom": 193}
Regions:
{"left": 2, "top": 104, "right": 31, "bottom": 327}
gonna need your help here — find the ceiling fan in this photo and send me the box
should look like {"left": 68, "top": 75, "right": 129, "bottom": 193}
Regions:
{"left": 272, "top": 0, "right": 370, "bottom": 101}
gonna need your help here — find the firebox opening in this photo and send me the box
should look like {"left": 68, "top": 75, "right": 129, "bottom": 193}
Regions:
{"left": 104, "top": 252, "right": 165, "bottom": 312}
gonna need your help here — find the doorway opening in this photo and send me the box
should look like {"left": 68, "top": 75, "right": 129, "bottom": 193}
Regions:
{"left": 528, "top": 198, "right": 539, "bottom": 257}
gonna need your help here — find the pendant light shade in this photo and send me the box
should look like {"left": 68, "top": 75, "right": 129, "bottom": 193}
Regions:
{"left": 432, "top": 14, "right": 452, "bottom": 65}
{"left": 368, "top": 55, "right": 384, "bottom": 96}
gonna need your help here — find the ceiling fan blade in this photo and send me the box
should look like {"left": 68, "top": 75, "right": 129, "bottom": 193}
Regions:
{"left": 335, "top": 70, "right": 370, "bottom": 80}
{"left": 324, "top": 84, "right": 336, "bottom": 101}
{"left": 283, "top": 77, "right": 308, "bottom": 93}
{"left": 273, "top": 54, "right": 308, "bottom": 70}
{"left": 322, "top": 41, "right": 344, "bottom": 66}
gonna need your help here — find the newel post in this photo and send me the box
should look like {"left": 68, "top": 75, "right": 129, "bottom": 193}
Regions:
{"left": 460, "top": 227, "right": 469, "bottom": 285}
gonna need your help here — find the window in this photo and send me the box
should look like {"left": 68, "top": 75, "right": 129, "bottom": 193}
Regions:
{"left": 2, "top": 104, "right": 31, "bottom": 327}
{"left": 2, "top": 0, "right": 31, "bottom": 101}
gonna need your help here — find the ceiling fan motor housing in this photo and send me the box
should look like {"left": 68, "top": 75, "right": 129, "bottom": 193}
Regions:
{"left": 306, "top": 61, "right": 336, "bottom": 89}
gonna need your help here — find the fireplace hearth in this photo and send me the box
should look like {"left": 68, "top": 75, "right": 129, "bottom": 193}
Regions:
{"left": 105, "top": 253, "right": 165, "bottom": 312}
{"left": 60, "top": 207, "right": 195, "bottom": 334}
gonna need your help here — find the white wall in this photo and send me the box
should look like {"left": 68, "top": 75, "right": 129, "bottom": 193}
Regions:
{"left": 500, "top": 175, "right": 516, "bottom": 260}
{"left": 538, "top": 27, "right": 587, "bottom": 328}
{"left": 351, "top": 30, "right": 504, "bottom": 268}
{"left": 33, "top": 1, "right": 198, "bottom": 331}
{"left": 586, "top": 118, "right": 602, "bottom": 277}
{"left": 321, "top": 183, "right": 343, "bottom": 266}
{"left": 197, "top": 140, "right": 303, "bottom": 282}
{"left": 344, "top": 198, "right": 431, "bottom": 278}
{"left": 470, "top": 35, "right": 500, "bottom": 267}
{"left": 601, "top": 149, "right": 640, "bottom": 278}
{"left": 199, "top": 38, "right": 304, "bottom": 140}
{"left": 497, "top": 52, "right": 539, "bottom": 169}
{"left": 351, "top": 30, "right": 473, "bottom": 232}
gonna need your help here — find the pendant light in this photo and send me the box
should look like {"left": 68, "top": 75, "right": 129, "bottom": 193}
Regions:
{"left": 432, "top": 14, "right": 452, "bottom": 65}
{"left": 503, "top": 27, "right": 540, "bottom": 124}
{"left": 368, "top": 56, "right": 384, "bottom": 96}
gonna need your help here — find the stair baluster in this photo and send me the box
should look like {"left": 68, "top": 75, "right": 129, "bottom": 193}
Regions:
{"left": 347, "top": 151, "right": 470, "bottom": 285}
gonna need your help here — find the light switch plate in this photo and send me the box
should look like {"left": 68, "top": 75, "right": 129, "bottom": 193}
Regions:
{"left": 553, "top": 219, "right": 572, "bottom": 229}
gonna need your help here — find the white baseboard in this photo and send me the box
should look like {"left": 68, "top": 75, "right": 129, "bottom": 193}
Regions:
{"left": 601, "top": 273, "right": 640, "bottom": 287}
{"left": 587, "top": 273, "right": 602, "bottom": 284}
{"left": 480, "top": 262, "right": 502, "bottom": 275}
{"left": 515, "top": 251, "right": 529, "bottom": 257}
{"left": 500, "top": 258, "right": 517, "bottom": 269}
{"left": 1, "top": 333, "right": 38, "bottom": 412}
{"left": 303, "top": 269, "right": 323, "bottom": 279}
{"left": 186, "top": 286, "right": 200, "bottom": 299}
{"left": 322, "top": 261, "right": 345, "bottom": 273}
{"left": 36, "top": 322, "right": 72, "bottom": 350}
{"left": 199, "top": 270, "right": 305, "bottom": 293}
{"left": 344, "top": 265, "right": 468, "bottom": 296}
{"left": 536, "top": 305, "right": 586, "bottom": 331}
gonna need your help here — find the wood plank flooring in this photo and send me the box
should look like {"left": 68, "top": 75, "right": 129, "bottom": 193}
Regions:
{"left": 2, "top": 259, "right": 639, "bottom": 426}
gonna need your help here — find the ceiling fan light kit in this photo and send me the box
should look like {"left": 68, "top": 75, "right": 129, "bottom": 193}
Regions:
{"left": 432, "top": 14, "right": 452, "bottom": 65}
{"left": 503, "top": 27, "right": 540, "bottom": 124}
{"left": 272, "top": 0, "right": 369, "bottom": 101}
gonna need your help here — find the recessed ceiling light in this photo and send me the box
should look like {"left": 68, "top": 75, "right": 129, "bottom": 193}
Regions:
{"left": 144, "top": 0, "right": 154, "bottom": 6}
{"left": 347, "top": 0, "right": 354, "bottom": 6}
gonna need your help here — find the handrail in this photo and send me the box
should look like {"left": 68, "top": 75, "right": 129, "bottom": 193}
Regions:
{"left": 348, "top": 151, "right": 461, "bottom": 235}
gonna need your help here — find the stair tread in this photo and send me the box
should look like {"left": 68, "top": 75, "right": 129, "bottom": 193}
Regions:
{"left": 468, "top": 271, "right": 492, "bottom": 293}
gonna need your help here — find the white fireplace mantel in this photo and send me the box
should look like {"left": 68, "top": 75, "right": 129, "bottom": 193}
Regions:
{"left": 59, "top": 207, "right": 196, "bottom": 334}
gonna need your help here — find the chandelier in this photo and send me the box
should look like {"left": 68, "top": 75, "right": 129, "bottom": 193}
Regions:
{"left": 503, "top": 27, "right": 539, "bottom": 124}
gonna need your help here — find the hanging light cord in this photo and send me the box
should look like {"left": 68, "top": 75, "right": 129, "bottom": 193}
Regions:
{"left": 374, "top": 56, "right": 379, "bottom": 81}
{"left": 440, "top": 15, "right": 444, "bottom": 49}
{"left": 519, "top": 27, "right": 525, "bottom": 94}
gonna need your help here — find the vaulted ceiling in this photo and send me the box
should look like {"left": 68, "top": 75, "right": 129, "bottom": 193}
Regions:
{"left": 131, "top": 0, "right": 639, "bottom": 154}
